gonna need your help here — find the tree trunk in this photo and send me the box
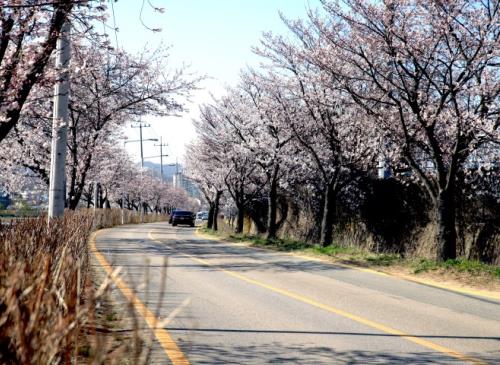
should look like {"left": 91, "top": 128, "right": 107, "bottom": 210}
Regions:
{"left": 267, "top": 176, "right": 278, "bottom": 240}
{"left": 308, "top": 190, "right": 324, "bottom": 242}
{"left": 320, "top": 181, "right": 336, "bottom": 247}
{"left": 236, "top": 204, "right": 245, "bottom": 234}
{"left": 69, "top": 189, "right": 84, "bottom": 210}
{"left": 436, "top": 188, "right": 457, "bottom": 260}
{"left": 98, "top": 184, "right": 105, "bottom": 208}
{"left": 207, "top": 203, "right": 215, "bottom": 229}
{"left": 275, "top": 196, "right": 289, "bottom": 231}
{"left": 249, "top": 209, "right": 267, "bottom": 233}
{"left": 85, "top": 187, "right": 92, "bottom": 208}
{"left": 213, "top": 190, "right": 222, "bottom": 231}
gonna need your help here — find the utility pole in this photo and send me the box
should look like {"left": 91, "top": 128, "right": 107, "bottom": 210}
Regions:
{"left": 131, "top": 123, "right": 153, "bottom": 222}
{"left": 93, "top": 181, "right": 99, "bottom": 228}
{"left": 142, "top": 137, "right": 168, "bottom": 215}
{"left": 122, "top": 137, "right": 157, "bottom": 224}
{"left": 131, "top": 122, "right": 152, "bottom": 168}
{"left": 48, "top": 21, "right": 71, "bottom": 220}
{"left": 153, "top": 136, "right": 168, "bottom": 181}
{"left": 121, "top": 160, "right": 126, "bottom": 225}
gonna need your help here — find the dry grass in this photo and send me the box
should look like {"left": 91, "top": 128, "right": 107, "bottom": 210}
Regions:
{"left": 90, "top": 208, "right": 168, "bottom": 229}
{"left": 411, "top": 224, "right": 439, "bottom": 259}
{"left": 0, "top": 209, "right": 168, "bottom": 364}
{"left": 0, "top": 212, "right": 93, "bottom": 364}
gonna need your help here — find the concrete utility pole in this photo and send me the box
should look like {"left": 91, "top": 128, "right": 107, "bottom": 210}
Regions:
{"left": 131, "top": 122, "right": 152, "bottom": 168}
{"left": 93, "top": 181, "right": 99, "bottom": 228}
{"left": 153, "top": 136, "right": 168, "bottom": 182}
{"left": 121, "top": 140, "right": 128, "bottom": 225}
{"left": 121, "top": 138, "right": 157, "bottom": 224}
{"left": 132, "top": 122, "right": 149, "bottom": 222}
{"left": 48, "top": 21, "right": 71, "bottom": 220}
{"left": 94, "top": 182, "right": 99, "bottom": 209}
{"left": 130, "top": 122, "right": 156, "bottom": 222}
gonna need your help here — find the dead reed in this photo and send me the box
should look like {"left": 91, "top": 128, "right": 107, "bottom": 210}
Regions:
{"left": 0, "top": 212, "right": 93, "bottom": 364}
{"left": 0, "top": 209, "right": 169, "bottom": 364}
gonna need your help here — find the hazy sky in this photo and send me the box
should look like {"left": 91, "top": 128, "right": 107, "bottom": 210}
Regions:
{"left": 111, "top": 0, "right": 319, "bottom": 164}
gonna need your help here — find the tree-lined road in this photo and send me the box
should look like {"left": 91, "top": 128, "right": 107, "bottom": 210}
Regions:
{"left": 94, "top": 222, "right": 500, "bottom": 364}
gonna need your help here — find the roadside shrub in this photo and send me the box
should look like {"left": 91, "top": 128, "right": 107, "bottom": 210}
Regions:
{"left": 0, "top": 212, "right": 93, "bottom": 364}
{"left": 360, "top": 178, "right": 430, "bottom": 253}
{"left": 90, "top": 208, "right": 168, "bottom": 229}
{"left": 0, "top": 209, "right": 167, "bottom": 364}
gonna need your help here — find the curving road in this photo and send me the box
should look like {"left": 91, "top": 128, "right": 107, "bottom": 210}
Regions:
{"left": 93, "top": 221, "right": 500, "bottom": 364}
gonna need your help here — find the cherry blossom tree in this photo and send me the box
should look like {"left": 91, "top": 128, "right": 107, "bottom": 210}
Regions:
{"left": 190, "top": 98, "right": 265, "bottom": 234}
{"left": 0, "top": 42, "right": 198, "bottom": 209}
{"left": 0, "top": 1, "right": 106, "bottom": 142}
{"left": 185, "top": 139, "right": 226, "bottom": 230}
{"left": 235, "top": 70, "right": 296, "bottom": 239}
{"left": 89, "top": 143, "right": 197, "bottom": 214}
{"left": 294, "top": 0, "right": 499, "bottom": 259}
{"left": 86, "top": 141, "right": 135, "bottom": 208}
{"left": 255, "top": 32, "right": 378, "bottom": 246}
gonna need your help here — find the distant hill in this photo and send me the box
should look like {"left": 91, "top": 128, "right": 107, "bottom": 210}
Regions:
{"left": 143, "top": 161, "right": 182, "bottom": 183}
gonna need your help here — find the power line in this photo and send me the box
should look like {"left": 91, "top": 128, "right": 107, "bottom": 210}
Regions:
{"left": 149, "top": 124, "right": 174, "bottom": 163}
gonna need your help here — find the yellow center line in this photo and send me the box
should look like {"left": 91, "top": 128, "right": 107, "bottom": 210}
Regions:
{"left": 150, "top": 230, "right": 487, "bottom": 365}
{"left": 90, "top": 231, "right": 190, "bottom": 365}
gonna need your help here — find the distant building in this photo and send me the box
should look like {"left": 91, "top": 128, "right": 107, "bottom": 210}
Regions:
{"left": 142, "top": 160, "right": 202, "bottom": 199}
{"left": 377, "top": 154, "right": 391, "bottom": 179}
{"left": 173, "top": 172, "right": 201, "bottom": 199}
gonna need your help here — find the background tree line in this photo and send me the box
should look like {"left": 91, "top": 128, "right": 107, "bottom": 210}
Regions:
{"left": 0, "top": 1, "right": 200, "bottom": 216}
{"left": 186, "top": 0, "right": 499, "bottom": 263}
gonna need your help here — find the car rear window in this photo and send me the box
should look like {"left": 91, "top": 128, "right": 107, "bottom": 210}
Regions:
{"left": 174, "top": 211, "right": 193, "bottom": 216}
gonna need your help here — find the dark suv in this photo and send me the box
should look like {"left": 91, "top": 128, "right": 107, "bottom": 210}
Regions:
{"left": 171, "top": 210, "right": 195, "bottom": 227}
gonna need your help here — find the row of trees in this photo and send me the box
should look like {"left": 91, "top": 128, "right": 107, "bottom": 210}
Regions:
{"left": 187, "top": 0, "right": 499, "bottom": 261}
{"left": 0, "top": 1, "right": 199, "bottom": 215}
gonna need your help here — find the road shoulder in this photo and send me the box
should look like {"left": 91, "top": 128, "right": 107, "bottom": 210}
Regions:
{"left": 90, "top": 229, "right": 191, "bottom": 365}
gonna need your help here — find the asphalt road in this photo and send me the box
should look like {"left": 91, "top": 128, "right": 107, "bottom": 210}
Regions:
{"left": 93, "top": 221, "right": 500, "bottom": 364}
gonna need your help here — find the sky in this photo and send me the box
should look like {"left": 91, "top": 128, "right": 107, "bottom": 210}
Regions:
{"left": 110, "top": 0, "right": 319, "bottom": 165}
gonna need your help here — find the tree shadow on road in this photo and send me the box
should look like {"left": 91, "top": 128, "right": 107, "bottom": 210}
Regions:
{"left": 173, "top": 340, "right": 499, "bottom": 364}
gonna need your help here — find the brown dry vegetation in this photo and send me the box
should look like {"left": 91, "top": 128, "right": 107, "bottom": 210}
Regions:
{"left": 0, "top": 209, "right": 167, "bottom": 364}
{"left": 0, "top": 212, "right": 92, "bottom": 364}
{"left": 215, "top": 216, "right": 500, "bottom": 290}
{"left": 236, "top": 209, "right": 500, "bottom": 265}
